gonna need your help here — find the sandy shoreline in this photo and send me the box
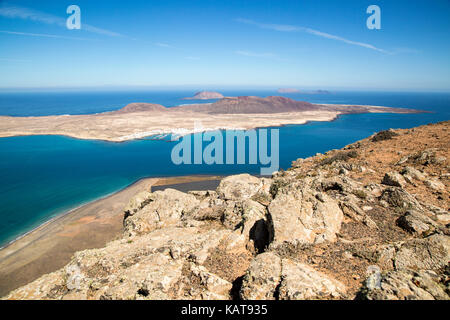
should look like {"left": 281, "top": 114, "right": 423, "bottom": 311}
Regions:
{"left": 0, "top": 174, "right": 223, "bottom": 297}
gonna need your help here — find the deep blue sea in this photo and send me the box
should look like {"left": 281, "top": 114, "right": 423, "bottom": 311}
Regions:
{"left": 0, "top": 90, "right": 449, "bottom": 246}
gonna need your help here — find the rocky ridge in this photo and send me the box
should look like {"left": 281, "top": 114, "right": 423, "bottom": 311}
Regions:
{"left": 4, "top": 121, "right": 449, "bottom": 300}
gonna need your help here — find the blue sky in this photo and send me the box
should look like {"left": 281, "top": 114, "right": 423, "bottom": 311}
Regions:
{"left": 0, "top": 0, "right": 449, "bottom": 91}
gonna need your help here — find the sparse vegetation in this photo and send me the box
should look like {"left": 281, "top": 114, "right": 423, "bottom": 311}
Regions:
{"left": 251, "top": 192, "right": 272, "bottom": 206}
{"left": 320, "top": 150, "right": 358, "bottom": 165}
{"left": 353, "top": 189, "right": 367, "bottom": 200}
{"left": 371, "top": 129, "right": 399, "bottom": 142}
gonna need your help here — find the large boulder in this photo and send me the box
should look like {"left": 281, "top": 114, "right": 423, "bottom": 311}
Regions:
{"left": 379, "top": 187, "right": 423, "bottom": 211}
{"left": 382, "top": 172, "right": 407, "bottom": 188}
{"left": 216, "top": 174, "right": 263, "bottom": 200}
{"left": 401, "top": 166, "right": 427, "bottom": 182}
{"left": 124, "top": 189, "right": 199, "bottom": 236}
{"left": 268, "top": 180, "right": 343, "bottom": 246}
{"left": 123, "top": 190, "right": 153, "bottom": 217}
{"left": 240, "top": 252, "right": 282, "bottom": 300}
{"left": 223, "top": 200, "right": 272, "bottom": 254}
{"left": 424, "top": 179, "right": 445, "bottom": 191}
{"left": 278, "top": 259, "right": 346, "bottom": 300}
{"left": 393, "top": 234, "right": 450, "bottom": 271}
{"left": 4, "top": 226, "right": 233, "bottom": 300}
{"left": 376, "top": 234, "right": 450, "bottom": 272}
{"left": 240, "top": 253, "right": 346, "bottom": 300}
{"left": 360, "top": 270, "right": 448, "bottom": 300}
{"left": 396, "top": 210, "right": 436, "bottom": 235}
{"left": 174, "top": 263, "right": 233, "bottom": 300}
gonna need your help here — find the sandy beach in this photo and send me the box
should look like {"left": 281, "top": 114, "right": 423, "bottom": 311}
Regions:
{"left": 0, "top": 174, "right": 222, "bottom": 297}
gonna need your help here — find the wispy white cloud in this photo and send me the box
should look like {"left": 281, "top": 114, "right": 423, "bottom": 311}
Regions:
{"left": 236, "top": 18, "right": 301, "bottom": 32}
{"left": 155, "top": 42, "right": 174, "bottom": 48}
{"left": 235, "top": 50, "right": 277, "bottom": 58}
{"left": 236, "top": 18, "right": 389, "bottom": 54}
{"left": 0, "top": 4, "right": 123, "bottom": 37}
{"left": 185, "top": 56, "right": 200, "bottom": 60}
{"left": 0, "top": 30, "right": 93, "bottom": 41}
{"left": 0, "top": 57, "right": 31, "bottom": 62}
{"left": 390, "top": 47, "right": 421, "bottom": 55}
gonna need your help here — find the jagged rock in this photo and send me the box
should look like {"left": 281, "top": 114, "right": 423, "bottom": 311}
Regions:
{"left": 5, "top": 226, "right": 233, "bottom": 300}
{"left": 339, "top": 196, "right": 377, "bottom": 229}
{"left": 4, "top": 122, "right": 449, "bottom": 301}
{"left": 123, "top": 189, "right": 199, "bottom": 236}
{"left": 278, "top": 259, "right": 346, "bottom": 300}
{"left": 316, "top": 175, "right": 363, "bottom": 195}
{"left": 98, "top": 252, "right": 185, "bottom": 300}
{"left": 123, "top": 191, "right": 153, "bottom": 216}
{"left": 393, "top": 234, "right": 450, "bottom": 271}
{"left": 291, "top": 158, "right": 304, "bottom": 168}
{"left": 396, "top": 210, "right": 436, "bottom": 235}
{"left": 382, "top": 172, "right": 407, "bottom": 188}
{"left": 188, "top": 190, "right": 218, "bottom": 200}
{"left": 424, "top": 179, "right": 445, "bottom": 191}
{"left": 268, "top": 180, "right": 343, "bottom": 246}
{"left": 360, "top": 270, "right": 448, "bottom": 300}
{"left": 216, "top": 174, "right": 263, "bottom": 200}
{"left": 401, "top": 166, "right": 426, "bottom": 182}
{"left": 240, "top": 252, "right": 282, "bottom": 300}
{"left": 240, "top": 254, "right": 346, "bottom": 300}
{"left": 436, "top": 214, "right": 450, "bottom": 224}
{"left": 1, "top": 269, "right": 67, "bottom": 300}
{"left": 222, "top": 200, "right": 272, "bottom": 253}
{"left": 398, "top": 148, "right": 440, "bottom": 166}
{"left": 183, "top": 193, "right": 225, "bottom": 223}
{"left": 379, "top": 187, "right": 422, "bottom": 211}
{"left": 184, "top": 263, "right": 233, "bottom": 300}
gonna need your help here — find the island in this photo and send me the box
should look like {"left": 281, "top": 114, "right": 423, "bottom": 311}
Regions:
{"left": 0, "top": 96, "right": 422, "bottom": 142}
{"left": 183, "top": 91, "right": 224, "bottom": 100}
{"left": 277, "top": 88, "right": 331, "bottom": 94}
{"left": 277, "top": 88, "right": 301, "bottom": 93}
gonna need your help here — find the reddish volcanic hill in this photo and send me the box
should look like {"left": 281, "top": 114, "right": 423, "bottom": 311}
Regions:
{"left": 111, "top": 96, "right": 420, "bottom": 116}
{"left": 113, "top": 103, "right": 167, "bottom": 114}
{"left": 179, "top": 96, "right": 321, "bottom": 114}
{"left": 183, "top": 91, "right": 224, "bottom": 100}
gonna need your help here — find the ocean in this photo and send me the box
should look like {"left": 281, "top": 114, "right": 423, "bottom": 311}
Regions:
{"left": 0, "top": 90, "right": 449, "bottom": 246}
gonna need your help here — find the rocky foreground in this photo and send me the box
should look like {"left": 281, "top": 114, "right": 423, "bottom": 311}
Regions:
{"left": 4, "top": 121, "right": 449, "bottom": 300}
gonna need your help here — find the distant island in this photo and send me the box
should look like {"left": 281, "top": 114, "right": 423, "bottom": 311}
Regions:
{"left": 277, "top": 88, "right": 331, "bottom": 94}
{"left": 183, "top": 91, "right": 224, "bottom": 100}
{"left": 0, "top": 96, "right": 422, "bottom": 142}
{"left": 277, "top": 88, "right": 301, "bottom": 93}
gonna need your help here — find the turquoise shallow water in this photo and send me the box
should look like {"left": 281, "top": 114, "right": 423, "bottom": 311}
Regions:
{"left": 0, "top": 90, "right": 449, "bottom": 246}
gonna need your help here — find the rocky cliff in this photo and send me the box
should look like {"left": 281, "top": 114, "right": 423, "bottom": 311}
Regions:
{"left": 4, "top": 121, "right": 449, "bottom": 300}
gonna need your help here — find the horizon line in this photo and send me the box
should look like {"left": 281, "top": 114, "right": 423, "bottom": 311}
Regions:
{"left": 0, "top": 85, "right": 448, "bottom": 94}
